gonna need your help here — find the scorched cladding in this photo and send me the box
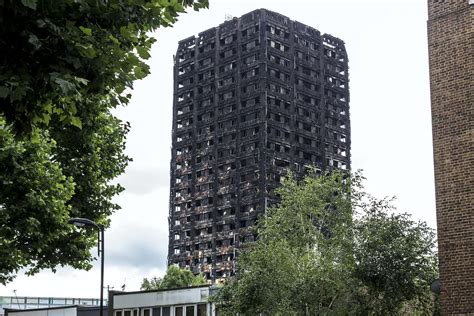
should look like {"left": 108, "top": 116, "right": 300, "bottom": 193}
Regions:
{"left": 168, "top": 9, "right": 350, "bottom": 282}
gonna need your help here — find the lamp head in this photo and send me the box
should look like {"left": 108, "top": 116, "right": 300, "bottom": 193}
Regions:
{"left": 68, "top": 217, "right": 99, "bottom": 229}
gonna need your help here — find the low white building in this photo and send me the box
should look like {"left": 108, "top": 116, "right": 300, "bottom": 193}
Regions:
{"left": 109, "top": 286, "right": 218, "bottom": 316}
{"left": 6, "top": 306, "right": 78, "bottom": 316}
{"left": 5, "top": 305, "right": 106, "bottom": 316}
{"left": 3, "top": 286, "right": 217, "bottom": 316}
{"left": 0, "top": 296, "right": 104, "bottom": 316}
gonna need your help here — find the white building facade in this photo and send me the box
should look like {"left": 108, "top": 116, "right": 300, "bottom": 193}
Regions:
{"left": 110, "top": 286, "right": 217, "bottom": 316}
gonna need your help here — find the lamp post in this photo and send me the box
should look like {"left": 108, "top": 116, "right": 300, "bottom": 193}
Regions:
{"left": 68, "top": 218, "right": 105, "bottom": 316}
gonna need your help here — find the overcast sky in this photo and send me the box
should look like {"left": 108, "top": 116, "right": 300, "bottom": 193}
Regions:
{"left": 0, "top": 0, "right": 436, "bottom": 299}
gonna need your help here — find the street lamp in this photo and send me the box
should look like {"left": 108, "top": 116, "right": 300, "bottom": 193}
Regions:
{"left": 68, "top": 218, "right": 105, "bottom": 316}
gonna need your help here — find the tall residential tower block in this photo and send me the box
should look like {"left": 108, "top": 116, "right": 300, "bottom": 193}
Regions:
{"left": 168, "top": 9, "right": 350, "bottom": 281}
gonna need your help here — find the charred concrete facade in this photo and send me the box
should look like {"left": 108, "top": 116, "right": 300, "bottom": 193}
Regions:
{"left": 168, "top": 9, "right": 350, "bottom": 281}
{"left": 427, "top": 1, "right": 473, "bottom": 314}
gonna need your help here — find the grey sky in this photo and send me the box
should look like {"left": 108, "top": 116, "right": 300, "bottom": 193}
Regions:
{"left": 0, "top": 0, "right": 435, "bottom": 297}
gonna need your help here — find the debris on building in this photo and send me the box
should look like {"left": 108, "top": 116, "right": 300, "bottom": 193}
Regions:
{"left": 168, "top": 9, "right": 350, "bottom": 282}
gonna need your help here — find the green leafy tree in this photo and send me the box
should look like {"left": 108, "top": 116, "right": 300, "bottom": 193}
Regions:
{"left": 353, "top": 197, "right": 438, "bottom": 314}
{"left": 213, "top": 172, "right": 358, "bottom": 315}
{"left": 0, "top": 0, "right": 208, "bottom": 284}
{"left": 212, "top": 171, "right": 438, "bottom": 315}
{"left": 141, "top": 265, "right": 207, "bottom": 290}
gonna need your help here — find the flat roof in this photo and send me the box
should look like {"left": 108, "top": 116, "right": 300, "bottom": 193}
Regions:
{"left": 112, "top": 284, "right": 211, "bottom": 296}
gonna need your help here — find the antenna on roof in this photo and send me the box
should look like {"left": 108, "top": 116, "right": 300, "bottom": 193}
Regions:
{"left": 121, "top": 278, "right": 126, "bottom": 291}
{"left": 225, "top": 14, "right": 233, "bottom": 21}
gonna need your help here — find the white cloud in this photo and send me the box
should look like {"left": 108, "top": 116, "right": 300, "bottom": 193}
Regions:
{"left": 118, "top": 165, "right": 169, "bottom": 195}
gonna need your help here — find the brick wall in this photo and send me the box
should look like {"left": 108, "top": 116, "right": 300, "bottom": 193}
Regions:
{"left": 427, "top": 1, "right": 473, "bottom": 314}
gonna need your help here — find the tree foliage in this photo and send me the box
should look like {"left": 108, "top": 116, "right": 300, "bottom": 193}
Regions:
{"left": 353, "top": 197, "right": 438, "bottom": 314}
{"left": 0, "top": 0, "right": 208, "bottom": 284}
{"left": 212, "top": 171, "right": 438, "bottom": 315}
{"left": 141, "top": 265, "right": 207, "bottom": 290}
{"left": 0, "top": 0, "right": 208, "bottom": 133}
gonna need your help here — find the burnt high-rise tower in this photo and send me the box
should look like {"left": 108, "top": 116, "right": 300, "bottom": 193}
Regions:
{"left": 168, "top": 9, "right": 350, "bottom": 281}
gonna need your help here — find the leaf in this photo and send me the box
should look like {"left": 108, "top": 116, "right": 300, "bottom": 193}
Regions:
{"left": 136, "top": 46, "right": 151, "bottom": 59}
{"left": 79, "top": 26, "right": 92, "bottom": 36}
{"left": 42, "top": 113, "right": 51, "bottom": 125}
{"left": 0, "top": 86, "right": 9, "bottom": 98}
{"left": 133, "top": 66, "right": 147, "bottom": 79}
{"left": 74, "top": 77, "right": 89, "bottom": 86}
{"left": 21, "top": 0, "right": 37, "bottom": 10}
{"left": 81, "top": 45, "right": 97, "bottom": 58}
{"left": 163, "top": 11, "right": 175, "bottom": 24}
{"left": 36, "top": 19, "right": 46, "bottom": 28}
{"left": 71, "top": 58, "right": 82, "bottom": 69}
{"left": 53, "top": 78, "right": 76, "bottom": 94}
{"left": 120, "top": 26, "right": 137, "bottom": 42}
{"left": 108, "top": 35, "right": 120, "bottom": 45}
{"left": 70, "top": 116, "right": 82, "bottom": 129}
{"left": 174, "top": 2, "right": 185, "bottom": 12}
{"left": 68, "top": 104, "right": 77, "bottom": 115}
{"left": 28, "top": 34, "right": 42, "bottom": 49}
{"left": 127, "top": 53, "right": 140, "bottom": 66}
{"left": 119, "top": 26, "right": 129, "bottom": 39}
{"left": 10, "top": 87, "right": 27, "bottom": 101}
{"left": 115, "top": 84, "right": 125, "bottom": 94}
